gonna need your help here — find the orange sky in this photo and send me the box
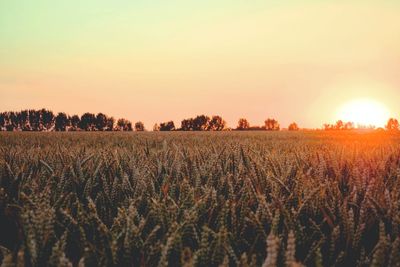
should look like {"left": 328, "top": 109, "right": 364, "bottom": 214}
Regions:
{"left": 1, "top": 1, "right": 400, "bottom": 129}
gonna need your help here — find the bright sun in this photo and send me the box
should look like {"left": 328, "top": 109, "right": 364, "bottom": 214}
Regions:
{"left": 336, "top": 99, "right": 390, "bottom": 127}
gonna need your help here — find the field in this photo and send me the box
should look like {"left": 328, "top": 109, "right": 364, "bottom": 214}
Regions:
{"left": 1, "top": 131, "right": 400, "bottom": 267}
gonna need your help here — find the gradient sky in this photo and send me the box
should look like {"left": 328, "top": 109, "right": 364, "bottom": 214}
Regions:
{"left": 1, "top": 0, "right": 400, "bottom": 128}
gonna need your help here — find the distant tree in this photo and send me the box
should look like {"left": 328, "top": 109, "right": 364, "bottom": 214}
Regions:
{"left": 181, "top": 118, "right": 194, "bottom": 131}
{"left": 288, "top": 122, "right": 299, "bottom": 131}
{"left": 193, "top": 115, "right": 210, "bottom": 131}
{"left": 0, "top": 113, "right": 5, "bottom": 130}
{"left": 3, "top": 112, "right": 13, "bottom": 131}
{"left": 344, "top": 121, "right": 355, "bottom": 130}
{"left": 80, "top": 113, "right": 96, "bottom": 131}
{"left": 153, "top": 123, "right": 160, "bottom": 131}
{"left": 0, "top": 112, "right": 16, "bottom": 131}
{"left": 335, "top": 120, "right": 344, "bottom": 130}
{"left": 237, "top": 118, "right": 250, "bottom": 130}
{"left": 135, "top": 121, "right": 145, "bottom": 131}
{"left": 386, "top": 118, "right": 399, "bottom": 131}
{"left": 265, "top": 118, "right": 280, "bottom": 131}
{"left": 69, "top": 115, "right": 81, "bottom": 131}
{"left": 323, "top": 121, "right": 355, "bottom": 130}
{"left": 106, "top": 117, "right": 115, "bottom": 131}
{"left": 29, "top": 110, "right": 41, "bottom": 131}
{"left": 19, "top": 110, "right": 30, "bottom": 131}
{"left": 95, "top": 113, "right": 108, "bottom": 131}
{"left": 208, "top": 115, "right": 226, "bottom": 131}
{"left": 126, "top": 121, "right": 133, "bottom": 131}
{"left": 160, "top": 121, "right": 175, "bottom": 131}
{"left": 55, "top": 112, "right": 69, "bottom": 131}
{"left": 41, "top": 109, "right": 55, "bottom": 131}
{"left": 10, "top": 112, "right": 19, "bottom": 131}
{"left": 116, "top": 118, "right": 133, "bottom": 131}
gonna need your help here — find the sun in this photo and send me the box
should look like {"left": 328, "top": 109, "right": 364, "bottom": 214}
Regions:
{"left": 336, "top": 99, "right": 390, "bottom": 127}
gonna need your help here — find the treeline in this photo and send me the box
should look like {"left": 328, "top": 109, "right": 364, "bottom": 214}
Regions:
{"left": 1, "top": 108, "right": 399, "bottom": 132}
{"left": 154, "top": 117, "right": 298, "bottom": 131}
{"left": 0, "top": 109, "right": 144, "bottom": 132}
{"left": 0, "top": 109, "right": 298, "bottom": 132}
{"left": 323, "top": 119, "right": 400, "bottom": 131}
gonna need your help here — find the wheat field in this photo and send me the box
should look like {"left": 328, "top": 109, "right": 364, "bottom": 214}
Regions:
{"left": 0, "top": 131, "right": 399, "bottom": 267}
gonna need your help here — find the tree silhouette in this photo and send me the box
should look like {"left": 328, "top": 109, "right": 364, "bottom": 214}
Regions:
{"left": 237, "top": 118, "right": 250, "bottom": 130}
{"left": 208, "top": 115, "right": 226, "bottom": 131}
{"left": 80, "top": 113, "right": 96, "bottom": 131}
{"left": 95, "top": 113, "right": 108, "bottom": 131}
{"left": 0, "top": 113, "right": 5, "bottom": 130}
{"left": 288, "top": 122, "right": 299, "bottom": 131}
{"left": 181, "top": 118, "right": 194, "bottom": 131}
{"left": 323, "top": 121, "right": 354, "bottom": 130}
{"left": 29, "top": 110, "right": 41, "bottom": 131}
{"left": 335, "top": 120, "right": 344, "bottom": 130}
{"left": 386, "top": 118, "right": 399, "bottom": 131}
{"left": 106, "top": 116, "right": 115, "bottom": 131}
{"left": 3, "top": 112, "right": 16, "bottom": 131}
{"left": 116, "top": 118, "right": 133, "bottom": 131}
{"left": 135, "top": 121, "right": 145, "bottom": 131}
{"left": 18, "top": 110, "right": 30, "bottom": 131}
{"left": 55, "top": 113, "right": 69, "bottom": 131}
{"left": 160, "top": 121, "right": 175, "bottom": 131}
{"left": 265, "top": 118, "right": 280, "bottom": 131}
{"left": 3, "top": 108, "right": 398, "bottom": 133}
{"left": 11, "top": 112, "right": 19, "bottom": 130}
{"left": 69, "top": 115, "right": 81, "bottom": 131}
{"left": 41, "top": 109, "right": 55, "bottom": 131}
{"left": 193, "top": 115, "right": 210, "bottom": 131}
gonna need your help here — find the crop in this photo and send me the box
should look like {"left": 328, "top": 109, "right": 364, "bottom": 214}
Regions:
{"left": 0, "top": 131, "right": 399, "bottom": 266}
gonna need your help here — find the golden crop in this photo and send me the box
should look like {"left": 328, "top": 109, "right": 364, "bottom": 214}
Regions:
{"left": 0, "top": 131, "right": 399, "bottom": 267}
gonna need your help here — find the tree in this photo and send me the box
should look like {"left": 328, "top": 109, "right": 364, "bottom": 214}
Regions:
{"left": 335, "top": 120, "right": 344, "bottom": 130}
{"left": 69, "top": 115, "right": 81, "bottom": 131}
{"left": 95, "top": 113, "right": 108, "bottom": 131}
{"left": 116, "top": 118, "right": 133, "bottom": 131}
{"left": 208, "top": 115, "right": 226, "bottom": 131}
{"left": 106, "top": 117, "right": 115, "bottom": 131}
{"left": 3, "top": 112, "right": 14, "bottom": 131}
{"left": 386, "top": 118, "right": 399, "bottom": 131}
{"left": 288, "top": 122, "right": 299, "bottom": 131}
{"left": 0, "top": 113, "right": 5, "bottom": 130}
{"left": 237, "top": 118, "right": 250, "bottom": 130}
{"left": 181, "top": 118, "right": 194, "bottom": 131}
{"left": 135, "top": 121, "right": 145, "bottom": 131}
{"left": 55, "top": 113, "right": 69, "bottom": 131}
{"left": 265, "top": 118, "right": 280, "bottom": 131}
{"left": 193, "top": 115, "right": 210, "bottom": 131}
{"left": 41, "top": 109, "right": 55, "bottom": 131}
{"left": 159, "top": 121, "right": 175, "bottom": 131}
{"left": 18, "top": 110, "right": 30, "bottom": 131}
{"left": 80, "top": 113, "right": 96, "bottom": 131}
{"left": 29, "top": 110, "right": 41, "bottom": 131}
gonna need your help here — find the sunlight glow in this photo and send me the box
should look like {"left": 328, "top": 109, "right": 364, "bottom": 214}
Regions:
{"left": 336, "top": 99, "right": 390, "bottom": 127}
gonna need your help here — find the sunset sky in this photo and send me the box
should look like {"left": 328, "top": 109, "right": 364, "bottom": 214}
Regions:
{"left": 1, "top": 1, "right": 400, "bottom": 128}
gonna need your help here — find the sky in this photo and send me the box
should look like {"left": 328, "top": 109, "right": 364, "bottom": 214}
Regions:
{"left": 1, "top": 0, "right": 400, "bottom": 129}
